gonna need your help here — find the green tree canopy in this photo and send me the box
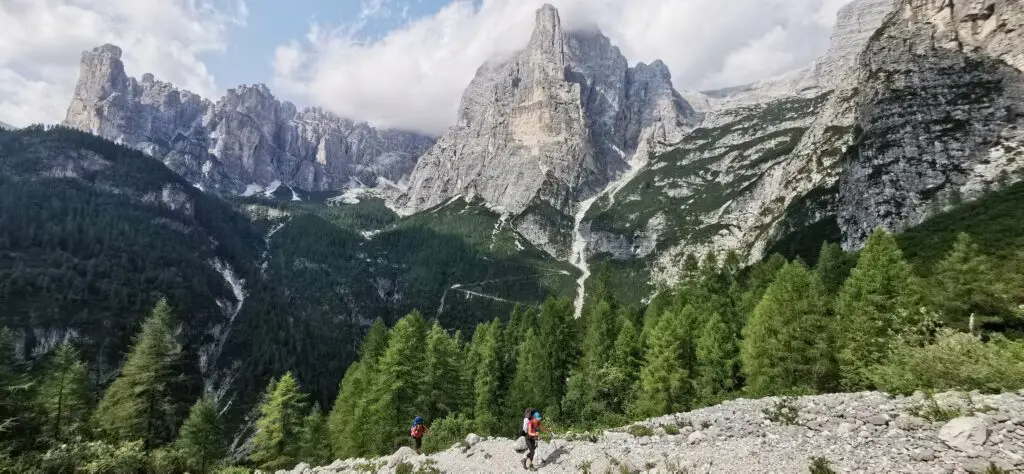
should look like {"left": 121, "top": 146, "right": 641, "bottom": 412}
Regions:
{"left": 741, "top": 262, "right": 837, "bottom": 396}
{"left": 250, "top": 372, "right": 307, "bottom": 471}
{"left": 836, "top": 229, "right": 920, "bottom": 389}
{"left": 92, "top": 299, "right": 185, "bottom": 450}
{"left": 37, "top": 342, "right": 90, "bottom": 443}
{"left": 175, "top": 397, "right": 225, "bottom": 474}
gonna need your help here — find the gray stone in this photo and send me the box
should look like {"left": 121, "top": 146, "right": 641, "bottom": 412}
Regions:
{"left": 895, "top": 416, "right": 928, "bottom": 431}
{"left": 465, "top": 433, "right": 482, "bottom": 447}
{"left": 64, "top": 45, "right": 434, "bottom": 195}
{"left": 387, "top": 447, "right": 417, "bottom": 467}
{"left": 912, "top": 449, "right": 936, "bottom": 462}
{"left": 939, "top": 417, "right": 989, "bottom": 452}
{"left": 990, "top": 458, "right": 1017, "bottom": 471}
{"left": 866, "top": 415, "right": 890, "bottom": 426}
{"left": 687, "top": 431, "right": 706, "bottom": 444}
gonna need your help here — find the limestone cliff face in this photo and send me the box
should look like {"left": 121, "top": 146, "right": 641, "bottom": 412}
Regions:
{"left": 587, "top": 0, "right": 1024, "bottom": 293}
{"left": 584, "top": 0, "right": 897, "bottom": 286}
{"left": 839, "top": 0, "right": 1024, "bottom": 247}
{"left": 64, "top": 45, "right": 434, "bottom": 194}
{"left": 402, "top": 4, "right": 696, "bottom": 256}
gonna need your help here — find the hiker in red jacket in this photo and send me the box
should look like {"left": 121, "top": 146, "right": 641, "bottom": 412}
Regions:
{"left": 521, "top": 410, "right": 548, "bottom": 470}
{"left": 411, "top": 416, "right": 427, "bottom": 454}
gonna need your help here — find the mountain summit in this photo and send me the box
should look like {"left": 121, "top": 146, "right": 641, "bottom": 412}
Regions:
{"left": 401, "top": 4, "right": 697, "bottom": 256}
{"left": 63, "top": 45, "right": 435, "bottom": 194}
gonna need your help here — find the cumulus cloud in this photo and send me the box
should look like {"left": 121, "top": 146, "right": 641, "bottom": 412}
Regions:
{"left": 273, "top": 0, "right": 854, "bottom": 136}
{"left": 0, "top": 0, "right": 246, "bottom": 127}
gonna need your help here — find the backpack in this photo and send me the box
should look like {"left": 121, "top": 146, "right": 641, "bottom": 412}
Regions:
{"left": 518, "top": 407, "right": 535, "bottom": 437}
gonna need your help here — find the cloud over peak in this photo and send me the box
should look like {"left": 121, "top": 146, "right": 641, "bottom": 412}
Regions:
{"left": 273, "top": 0, "right": 853, "bottom": 136}
{"left": 0, "top": 0, "right": 245, "bottom": 127}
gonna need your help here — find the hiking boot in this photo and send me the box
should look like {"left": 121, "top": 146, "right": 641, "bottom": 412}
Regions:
{"left": 521, "top": 458, "right": 527, "bottom": 470}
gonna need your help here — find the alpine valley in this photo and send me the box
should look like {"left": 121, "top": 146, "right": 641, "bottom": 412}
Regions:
{"left": 4, "top": 0, "right": 1024, "bottom": 465}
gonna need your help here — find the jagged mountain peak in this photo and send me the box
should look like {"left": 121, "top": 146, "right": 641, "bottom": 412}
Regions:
{"left": 63, "top": 44, "right": 435, "bottom": 194}
{"left": 529, "top": 3, "right": 564, "bottom": 50}
{"left": 402, "top": 5, "right": 696, "bottom": 257}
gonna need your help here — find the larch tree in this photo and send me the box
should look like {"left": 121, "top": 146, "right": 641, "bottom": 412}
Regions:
{"left": 694, "top": 312, "right": 739, "bottom": 405}
{"left": 363, "top": 311, "right": 429, "bottom": 453}
{"left": 741, "top": 262, "right": 837, "bottom": 397}
{"left": 92, "top": 298, "right": 183, "bottom": 450}
{"left": 634, "top": 305, "right": 696, "bottom": 418}
{"left": 250, "top": 372, "right": 307, "bottom": 470}
{"left": 37, "top": 342, "right": 90, "bottom": 443}
{"left": 835, "top": 228, "right": 920, "bottom": 389}
{"left": 175, "top": 397, "right": 225, "bottom": 474}
{"left": 468, "top": 319, "right": 502, "bottom": 435}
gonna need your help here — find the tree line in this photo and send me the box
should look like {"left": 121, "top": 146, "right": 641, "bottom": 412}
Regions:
{"left": 2, "top": 229, "right": 1023, "bottom": 472}
{"left": 262, "top": 229, "right": 1024, "bottom": 467}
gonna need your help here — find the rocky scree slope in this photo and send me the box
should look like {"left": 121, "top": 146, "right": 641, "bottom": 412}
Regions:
{"left": 63, "top": 44, "right": 435, "bottom": 194}
{"left": 401, "top": 4, "right": 697, "bottom": 258}
{"left": 280, "top": 390, "right": 1024, "bottom": 473}
{"left": 583, "top": 0, "right": 1024, "bottom": 296}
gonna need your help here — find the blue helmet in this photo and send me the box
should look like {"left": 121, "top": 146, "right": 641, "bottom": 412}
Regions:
{"left": 533, "top": 412, "right": 541, "bottom": 420}
{"left": 413, "top": 416, "right": 423, "bottom": 425}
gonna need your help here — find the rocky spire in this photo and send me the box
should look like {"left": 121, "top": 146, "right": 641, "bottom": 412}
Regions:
{"left": 527, "top": 4, "right": 566, "bottom": 70}
{"left": 402, "top": 4, "right": 696, "bottom": 257}
{"left": 64, "top": 44, "right": 131, "bottom": 136}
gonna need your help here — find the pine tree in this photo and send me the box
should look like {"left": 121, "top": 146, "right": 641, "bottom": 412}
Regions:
{"left": 469, "top": 319, "right": 502, "bottom": 435}
{"left": 37, "top": 342, "right": 89, "bottom": 443}
{"left": 815, "top": 242, "right": 854, "bottom": 294}
{"left": 92, "top": 298, "right": 183, "bottom": 449}
{"left": 250, "top": 372, "right": 307, "bottom": 470}
{"left": 508, "top": 329, "right": 547, "bottom": 418}
{"left": 634, "top": 305, "right": 696, "bottom": 417}
{"left": 930, "top": 233, "right": 1009, "bottom": 330}
{"left": 735, "top": 254, "right": 787, "bottom": 321}
{"left": 612, "top": 317, "right": 643, "bottom": 380}
{"left": 640, "top": 293, "right": 669, "bottom": 349}
{"left": 360, "top": 318, "right": 390, "bottom": 362}
{"left": 694, "top": 312, "right": 739, "bottom": 405}
{"left": 425, "top": 322, "right": 468, "bottom": 420}
{"left": 0, "top": 328, "right": 33, "bottom": 449}
{"left": 835, "top": 228, "right": 920, "bottom": 389}
{"left": 175, "top": 397, "right": 225, "bottom": 474}
{"left": 363, "top": 311, "right": 429, "bottom": 453}
{"left": 562, "top": 299, "right": 612, "bottom": 419}
{"left": 298, "top": 404, "right": 331, "bottom": 466}
{"left": 327, "top": 361, "right": 371, "bottom": 458}
{"left": 537, "top": 298, "right": 578, "bottom": 416}
{"left": 741, "top": 262, "right": 837, "bottom": 396}
{"left": 328, "top": 319, "right": 390, "bottom": 458}
{"left": 600, "top": 314, "right": 644, "bottom": 416}
{"left": 581, "top": 300, "right": 618, "bottom": 369}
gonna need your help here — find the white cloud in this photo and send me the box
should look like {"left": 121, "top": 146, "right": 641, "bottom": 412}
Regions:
{"left": 273, "top": 0, "right": 855, "bottom": 136}
{"left": 0, "top": 0, "right": 246, "bottom": 127}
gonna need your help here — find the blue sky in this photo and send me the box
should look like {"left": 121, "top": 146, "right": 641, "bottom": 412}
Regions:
{"left": 206, "top": 0, "right": 458, "bottom": 89}
{"left": 0, "top": 0, "right": 853, "bottom": 133}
